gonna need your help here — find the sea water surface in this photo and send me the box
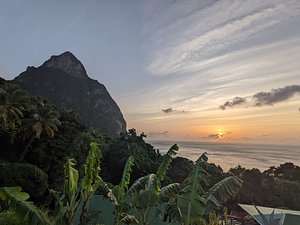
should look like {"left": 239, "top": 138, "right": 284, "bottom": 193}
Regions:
{"left": 147, "top": 139, "right": 300, "bottom": 171}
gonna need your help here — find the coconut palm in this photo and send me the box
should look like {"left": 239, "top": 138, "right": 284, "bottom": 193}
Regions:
{"left": 19, "top": 100, "right": 61, "bottom": 160}
{"left": 0, "top": 83, "right": 27, "bottom": 129}
{"left": 23, "top": 99, "right": 61, "bottom": 140}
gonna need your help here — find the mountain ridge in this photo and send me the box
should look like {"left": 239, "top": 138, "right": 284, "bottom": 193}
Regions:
{"left": 13, "top": 51, "right": 126, "bottom": 135}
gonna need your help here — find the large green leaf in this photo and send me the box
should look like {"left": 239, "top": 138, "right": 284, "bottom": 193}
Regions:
{"left": 0, "top": 186, "right": 51, "bottom": 225}
{"left": 156, "top": 144, "right": 178, "bottom": 182}
{"left": 159, "top": 183, "right": 181, "bottom": 202}
{"left": 173, "top": 153, "right": 210, "bottom": 224}
{"left": 133, "top": 190, "right": 159, "bottom": 210}
{"left": 0, "top": 186, "right": 29, "bottom": 201}
{"left": 120, "top": 156, "right": 135, "bottom": 193}
{"left": 127, "top": 174, "right": 158, "bottom": 196}
{"left": 204, "top": 176, "right": 242, "bottom": 209}
{"left": 113, "top": 156, "right": 135, "bottom": 203}
{"left": 64, "top": 159, "right": 79, "bottom": 203}
{"left": 81, "top": 142, "right": 102, "bottom": 193}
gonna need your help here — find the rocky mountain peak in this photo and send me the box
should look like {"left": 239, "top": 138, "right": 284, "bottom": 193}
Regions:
{"left": 14, "top": 52, "right": 127, "bottom": 135}
{"left": 40, "top": 51, "right": 88, "bottom": 78}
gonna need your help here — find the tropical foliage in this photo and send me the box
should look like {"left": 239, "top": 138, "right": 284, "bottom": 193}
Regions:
{"left": 0, "top": 186, "right": 51, "bottom": 225}
{"left": 0, "top": 80, "right": 299, "bottom": 225}
{"left": 0, "top": 82, "right": 27, "bottom": 130}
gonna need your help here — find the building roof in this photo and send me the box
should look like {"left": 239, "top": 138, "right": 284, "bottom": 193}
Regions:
{"left": 238, "top": 204, "right": 300, "bottom": 225}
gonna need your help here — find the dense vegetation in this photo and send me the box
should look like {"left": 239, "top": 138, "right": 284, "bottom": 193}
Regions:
{"left": 1, "top": 80, "right": 300, "bottom": 224}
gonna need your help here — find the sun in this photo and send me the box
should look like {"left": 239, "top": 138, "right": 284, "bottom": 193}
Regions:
{"left": 216, "top": 128, "right": 226, "bottom": 140}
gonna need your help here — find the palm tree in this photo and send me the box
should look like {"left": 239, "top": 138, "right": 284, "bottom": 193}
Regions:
{"left": 0, "top": 83, "right": 27, "bottom": 129}
{"left": 20, "top": 99, "right": 61, "bottom": 160}
{"left": 23, "top": 99, "right": 61, "bottom": 139}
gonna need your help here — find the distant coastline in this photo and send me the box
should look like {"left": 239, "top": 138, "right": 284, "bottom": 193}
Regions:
{"left": 147, "top": 139, "right": 300, "bottom": 171}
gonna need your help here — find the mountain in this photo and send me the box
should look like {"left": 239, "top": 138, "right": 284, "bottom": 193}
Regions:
{"left": 13, "top": 51, "right": 126, "bottom": 135}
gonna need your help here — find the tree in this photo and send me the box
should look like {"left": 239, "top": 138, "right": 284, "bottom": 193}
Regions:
{"left": 23, "top": 99, "right": 61, "bottom": 140}
{"left": 104, "top": 130, "right": 162, "bottom": 184}
{"left": 20, "top": 99, "right": 61, "bottom": 160}
{"left": 0, "top": 82, "right": 27, "bottom": 130}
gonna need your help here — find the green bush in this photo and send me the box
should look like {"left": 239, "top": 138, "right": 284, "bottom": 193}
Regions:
{"left": 0, "top": 163, "right": 48, "bottom": 197}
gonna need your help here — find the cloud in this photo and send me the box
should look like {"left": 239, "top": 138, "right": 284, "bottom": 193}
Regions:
{"left": 203, "top": 132, "right": 231, "bottom": 140}
{"left": 147, "top": 131, "right": 169, "bottom": 138}
{"left": 220, "top": 97, "right": 247, "bottom": 110}
{"left": 253, "top": 85, "right": 300, "bottom": 106}
{"left": 143, "top": 0, "right": 300, "bottom": 76}
{"left": 162, "top": 108, "right": 173, "bottom": 113}
{"left": 162, "top": 108, "right": 186, "bottom": 114}
{"left": 204, "top": 134, "right": 223, "bottom": 139}
{"left": 220, "top": 85, "right": 300, "bottom": 110}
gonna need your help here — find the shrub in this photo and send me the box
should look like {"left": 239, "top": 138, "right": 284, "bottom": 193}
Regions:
{"left": 0, "top": 163, "right": 48, "bottom": 197}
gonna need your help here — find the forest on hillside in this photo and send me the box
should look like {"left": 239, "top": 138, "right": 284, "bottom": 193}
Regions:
{"left": 1, "top": 80, "right": 300, "bottom": 224}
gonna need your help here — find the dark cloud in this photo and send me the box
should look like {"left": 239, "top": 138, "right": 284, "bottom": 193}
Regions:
{"left": 205, "top": 134, "right": 222, "bottom": 139}
{"left": 162, "top": 108, "right": 173, "bottom": 113}
{"left": 253, "top": 85, "right": 300, "bottom": 106}
{"left": 219, "top": 97, "right": 247, "bottom": 110}
{"left": 220, "top": 85, "right": 300, "bottom": 110}
{"left": 162, "top": 108, "right": 186, "bottom": 114}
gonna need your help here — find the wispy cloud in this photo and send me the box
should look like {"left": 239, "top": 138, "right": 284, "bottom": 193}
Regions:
{"left": 142, "top": 0, "right": 300, "bottom": 76}
{"left": 220, "top": 85, "right": 300, "bottom": 110}
{"left": 146, "top": 130, "right": 169, "bottom": 139}
{"left": 121, "top": 1, "right": 300, "bottom": 143}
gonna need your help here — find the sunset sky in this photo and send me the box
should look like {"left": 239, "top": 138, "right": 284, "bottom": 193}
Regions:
{"left": 0, "top": 0, "right": 300, "bottom": 144}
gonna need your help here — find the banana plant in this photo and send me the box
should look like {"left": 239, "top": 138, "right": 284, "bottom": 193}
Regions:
{"left": 0, "top": 186, "right": 51, "bottom": 225}
{"left": 165, "top": 153, "right": 242, "bottom": 225}
{"left": 53, "top": 159, "right": 80, "bottom": 225}
{"left": 197, "top": 211, "right": 220, "bottom": 225}
{"left": 53, "top": 142, "right": 105, "bottom": 225}
{"left": 80, "top": 142, "right": 104, "bottom": 222}
{"left": 126, "top": 144, "right": 179, "bottom": 225}
{"left": 111, "top": 156, "right": 137, "bottom": 225}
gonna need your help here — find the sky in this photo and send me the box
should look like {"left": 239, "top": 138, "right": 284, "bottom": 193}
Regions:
{"left": 0, "top": 0, "right": 300, "bottom": 144}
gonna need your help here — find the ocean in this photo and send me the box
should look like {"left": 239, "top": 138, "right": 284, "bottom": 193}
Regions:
{"left": 147, "top": 139, "right": 300, "bottom": 172}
